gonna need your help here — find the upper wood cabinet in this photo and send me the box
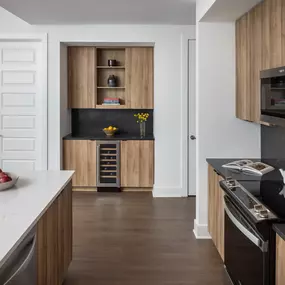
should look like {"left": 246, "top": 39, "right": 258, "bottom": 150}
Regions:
{"left": 63, "top": 140, "right": 97, "bottom": 187}
{"left": 236, "top": 0, "right": 285, "bottom": 124}
{"left": 208, "top": 165, "right": 224, "bottom": 261}
{"left": 125, "top": 48, "right": 154, "bottom": 109}
{"left": 121, "top": 140, "right": 154, "bottom": 187}
{"left": 68, "top": 47, "right": 96, "bottom": 108}
{"left": 68, "top": 46, "right": 154, "bottom": 109}
{"left": 236, "top": 13, "right": 250, "bottom": 121}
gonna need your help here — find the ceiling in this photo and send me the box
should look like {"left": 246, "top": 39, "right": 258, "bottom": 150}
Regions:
{"left": 0, "top": 0, "right": 196, "bottom": 25}
{"left": 201, "top": 0, "right": 262, "bottom": 21}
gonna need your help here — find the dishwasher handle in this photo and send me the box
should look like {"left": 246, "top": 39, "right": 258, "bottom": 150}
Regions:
{"left": 4, "top": 234, "right": 37, "bottom": 285}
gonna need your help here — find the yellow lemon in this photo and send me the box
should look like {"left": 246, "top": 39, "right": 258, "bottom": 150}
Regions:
{"left": 108, "top": 126, "right": 113, "bottom": 131}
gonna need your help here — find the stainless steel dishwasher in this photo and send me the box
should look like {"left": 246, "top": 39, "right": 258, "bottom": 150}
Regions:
{"left": 0, "top": 227, "right": 37, "bottom": 285}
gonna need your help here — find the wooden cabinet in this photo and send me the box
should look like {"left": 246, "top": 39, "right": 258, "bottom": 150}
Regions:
{"left": 68, "top": 46, "right": 154, "bottom": 109}
{"left": 68, "top": 47, "right": 96, "bottom": 108}
{"left": 125, "top": 48, "right": 154, "bottom": 109}
{"left": 276, "top": 234, "right": 285, "bottom": 285}
{"left": 236, "top": 0, "right": 285, "bottom": 123}
{"left": 208, "top": 165, "right": 224, "bottom": 261}
{"left": 37, "top": 181, "right": 72, "bottom": 285}
{"left": 63, "top": 140, "right": 97, "bottom": 187}
{"left": 121, "top": 140, "right": 154, "bottom": 187}
{"left": 236, "top": 13, "right": 250, "bottom": 121}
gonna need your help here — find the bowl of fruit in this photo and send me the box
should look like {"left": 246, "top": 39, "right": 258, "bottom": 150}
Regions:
{"left": 0, "top": 170, "right": 19, "bottom": 191}
{"left": 103, "top": 126, "right": 118, "bottom": 137}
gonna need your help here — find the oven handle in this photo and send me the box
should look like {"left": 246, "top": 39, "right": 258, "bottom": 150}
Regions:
{"left": 224, "top": 201, "right": 268, "bottom": 252}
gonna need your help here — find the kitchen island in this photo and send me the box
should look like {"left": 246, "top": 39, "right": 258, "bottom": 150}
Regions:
{"left": 0, "top": 171, "right": 74, "bottom": 284}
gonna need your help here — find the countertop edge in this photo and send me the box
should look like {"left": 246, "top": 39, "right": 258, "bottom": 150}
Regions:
{"left": 0, "top": 171, "right": 74, "bottom": 268}
{"left": 62, "top": 134, "right": 155, "bottom": 141}
{"left": 273, "top": 224, "right": 285, "bottom": 241}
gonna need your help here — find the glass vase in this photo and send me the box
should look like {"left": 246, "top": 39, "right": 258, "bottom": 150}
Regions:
{"left": 139, "top": 121, "right": 146, "bottom": 138}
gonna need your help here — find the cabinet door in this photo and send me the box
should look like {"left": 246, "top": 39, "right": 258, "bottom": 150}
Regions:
{"left": 208, "top": 165, "right": 224, "bottom": 261}
{"left": 63, "top": 140, "right": 97, "bottom": 187}
{"left": 249, "top": 4, "right": 262, "bottom": 123}
{"left": 37, "top": 181, "right": 72, "bottom": 285}
{"left": 126, "top": 48, "right": 154, "bottom": 109}
{"left": 236, "top": 13, "right": 251, "bottom": 121}
{"left": 68, "top": 47, "right": 96, "bottom": 108}
{"left": 121, "top": 140, "right": 154, "bottom": 187}
{"left": 262, "top": 0, "right": 282, "bottom": 69}
{"left": 276, "top": 234, "right": 285, "bottom": 285}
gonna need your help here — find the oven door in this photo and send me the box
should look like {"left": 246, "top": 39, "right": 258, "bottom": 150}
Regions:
{"left": 224, "top": 196, "right": 269, "bottom": 285}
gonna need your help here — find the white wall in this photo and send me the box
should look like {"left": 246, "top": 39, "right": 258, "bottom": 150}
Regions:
{"left": 194, "top": 21, "right": 261, "bottom": 237}
{"left": 0, "top": 7, "right": 195, "bottom": 196}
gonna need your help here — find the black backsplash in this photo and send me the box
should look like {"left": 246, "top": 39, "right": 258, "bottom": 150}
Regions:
{"left": 261, "top": 125, "right": 285, "bottom": 168}
{"left": 71, "top": 109, "right": 153, "bottom": 137}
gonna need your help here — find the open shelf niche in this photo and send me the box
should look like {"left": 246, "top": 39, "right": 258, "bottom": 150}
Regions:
{"left": 96, "top": 48, "right": 127, "bottom": 108}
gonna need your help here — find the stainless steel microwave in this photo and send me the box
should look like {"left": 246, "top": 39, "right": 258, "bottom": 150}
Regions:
{"left": 261, "top": 66, "right": 285, "bottom": 127}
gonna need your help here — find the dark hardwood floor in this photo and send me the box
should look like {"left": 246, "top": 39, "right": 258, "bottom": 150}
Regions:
{"left": 64, "top": 192, "right": 231, "bottom": 285}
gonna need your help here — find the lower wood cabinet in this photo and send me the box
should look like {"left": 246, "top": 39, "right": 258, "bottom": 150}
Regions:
{"left": 120, "top": 140, "right": 154, "bottom": 187}
{"left": 63, "top": 140, "right": 97, "bottom": 187}
{"left": 208, "top": 165, "right": 224, "bottom": 261}
{"left": 276, "top": 234, "right": 285, "bottom": 285}
{"left": 37, "top": 181, "right": 72, "bottom": 285}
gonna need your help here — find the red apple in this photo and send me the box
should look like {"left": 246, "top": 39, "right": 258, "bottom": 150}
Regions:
{"left": 0, "top": 176, "right": 11, "bottom": 183}
{"left": 0, "top": 172, "right": 8, "bottom": 178}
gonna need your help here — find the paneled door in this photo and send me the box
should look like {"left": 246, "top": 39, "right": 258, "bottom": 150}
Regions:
{"left": 0, "top": 40, "right": 47, "bottom": 171}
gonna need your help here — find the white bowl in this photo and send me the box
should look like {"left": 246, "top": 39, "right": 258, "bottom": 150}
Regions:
{"left": 0, "top": 173, "right": 19, "bottom": 191}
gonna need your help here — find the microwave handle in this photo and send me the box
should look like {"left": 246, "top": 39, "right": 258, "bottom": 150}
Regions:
{"left": 224, "top": 201, "right": 268, "bottom": 252}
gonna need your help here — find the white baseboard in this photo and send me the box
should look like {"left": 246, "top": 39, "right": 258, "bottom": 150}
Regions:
{"left": 152, "top": 186, "right": 186, "bottom": 197}
{"left": 193, "top": 219, "right": 211, "bottom": 239}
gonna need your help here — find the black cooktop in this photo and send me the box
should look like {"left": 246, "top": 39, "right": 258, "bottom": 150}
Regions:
{"left": 220, "top": 169, "right": 285, "bottom": 223}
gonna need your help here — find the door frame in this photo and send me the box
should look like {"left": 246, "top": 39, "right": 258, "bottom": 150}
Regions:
{"left": 0, "top": 33, "right": 48, "bottom": 170}
{"left": 181, "top": 34, "right": 196, "bottom": 197}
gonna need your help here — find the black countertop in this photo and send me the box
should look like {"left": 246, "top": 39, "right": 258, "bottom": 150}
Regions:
{"left": 273, "top": 224, "right": 285, "bottom": 240}
{"left": 63, "top": 133, "right": 155, "bottom": 141}
{"left": 207, "top": 158, "right": 263, "bottom": 181}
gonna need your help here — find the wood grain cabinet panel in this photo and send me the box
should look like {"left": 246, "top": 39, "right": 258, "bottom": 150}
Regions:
{"left": 276, "top": 234, "right": 285, "bottom": 285}
{"left": 249, "top": 4, "right": 262, "bottom": 123}
{"left": 68, "top": 47, "right": 96, "bottom": 108}
{"left": 37, "top": 181, "right": 72, "bottom": 285}
{"left": 63, "top": 140, "right": 97, "bottom": 187}
{"left": 125, "top": 48, "right": 154, "bottom": 109}
{"left": 236, "top": 13, "right": 251, "bottom": 121}
{"left": 121, "top": 140, "right": 154, "bottom": 187}
{"left": 208, "top": 165, "right": 224, "bottom": 261}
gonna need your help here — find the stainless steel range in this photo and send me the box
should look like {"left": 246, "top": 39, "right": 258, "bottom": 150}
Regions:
{"left": 220, "top": 170, "right": 285, "bottom": 285}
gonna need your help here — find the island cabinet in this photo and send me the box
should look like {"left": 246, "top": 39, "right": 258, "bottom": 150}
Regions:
{"left": 276, "top": 234, "right": 285, "bottom": 285}
{"left": 120, "top": 140, "right": 154, "bottom": 188}
{"left": 63, "top": 140, "right": 97, "bottom": 187}
{"left": 208, "top": 165, "right": 224, "bottom": 261}
{"left": 37, "top": 181, "right": 72, "bottom": 285}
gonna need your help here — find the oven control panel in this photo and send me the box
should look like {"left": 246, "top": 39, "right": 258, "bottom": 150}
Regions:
{"left": 220, "top": 179, "right": 277, "bottom": 221}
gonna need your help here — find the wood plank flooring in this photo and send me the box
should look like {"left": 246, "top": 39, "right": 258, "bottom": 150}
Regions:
{"left": 64, "top": 192, "right": 231, "bottom": 285}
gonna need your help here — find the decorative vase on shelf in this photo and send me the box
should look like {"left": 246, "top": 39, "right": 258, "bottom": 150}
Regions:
{"left": 107, "top": 75, "right": 117, "bottom": 87}
{"left": 139, "top": 121, "right": 146, "bottom": 138}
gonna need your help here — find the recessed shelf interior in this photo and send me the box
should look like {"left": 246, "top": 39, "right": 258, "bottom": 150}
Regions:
{"left": 97, "top": 48, "right": 125, "bottom": 67}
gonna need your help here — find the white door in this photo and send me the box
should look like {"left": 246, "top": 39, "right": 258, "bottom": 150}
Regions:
{"left": 0, "top": 40, "right": 47, "bottom": 171}
{"left": 188, "top": 40, "right": 196, "bottom": 196}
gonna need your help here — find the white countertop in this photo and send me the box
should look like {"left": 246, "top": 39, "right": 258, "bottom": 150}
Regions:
{"left": 0, "top": 171, "right": 74, "bottom": 267}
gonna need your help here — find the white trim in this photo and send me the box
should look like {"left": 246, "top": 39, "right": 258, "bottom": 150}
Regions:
{"left": 0, "top": 33, "right": 48, "bottom": 170}
{"left": 153, "top": 186, "right": 186, "bottom": 198}
{"left": 181, "top": 32, "right": 196, "bottom": 197}
{"left": 193, "top": 219, "right": 211, "bottom": 239}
